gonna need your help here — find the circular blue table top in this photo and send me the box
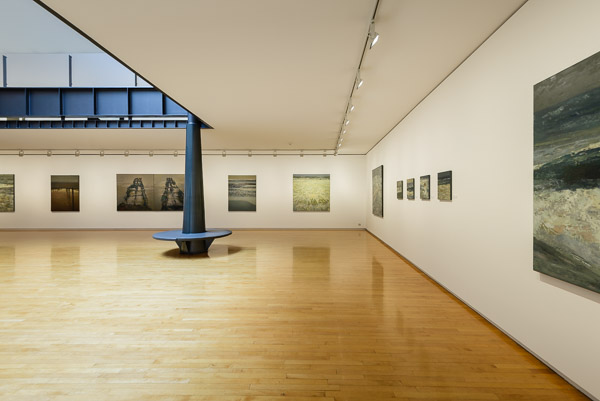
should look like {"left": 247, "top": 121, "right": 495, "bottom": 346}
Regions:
{"left": 153, "top": 229, "right": 232, "bottom": 241}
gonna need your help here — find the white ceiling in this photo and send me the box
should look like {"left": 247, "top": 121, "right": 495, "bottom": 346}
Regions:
{"left": 3, "top": 0, "right": 527, "bottom": 154}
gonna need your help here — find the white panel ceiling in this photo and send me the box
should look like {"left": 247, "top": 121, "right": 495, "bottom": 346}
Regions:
{"left": 1, "top": 0, "right": 527, "bottom": 154}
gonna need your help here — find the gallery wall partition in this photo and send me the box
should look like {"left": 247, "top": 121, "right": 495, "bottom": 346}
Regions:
{"left": 0, "top": 154, "right": 365, "bottom": 230}
{"left": 365, "top": 0, "right": 600, "bottom": 398}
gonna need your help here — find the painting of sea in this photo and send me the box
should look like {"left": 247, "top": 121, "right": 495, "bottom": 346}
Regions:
{"left": 51, "top": 175, "right": 79, "bottom": 212}
{"left": 372, "top": 166, "right": 383, "bottom": 217}
{"left": 229, "top": 175, "right": 257, "bottom": 211}
{"left": 0, "top": 175, "right": 15, "bottom": 212}
{"left": 420, "top": 175, "right": 430, "bottom": 200}
{"left": 438, "top": 171, "right": 452, "bottom": 201}
{"left": 293, "top": 174, "right": 330, "bottom": 212}
{"left": 533, "top": 50, "right": 600, "bottom": 293}
{"left": 407, "top": 178, "right": 415, "bottom": 200}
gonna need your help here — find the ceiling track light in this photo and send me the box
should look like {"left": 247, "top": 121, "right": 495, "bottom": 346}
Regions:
{"left": 300, "top": 150, "right": 304, "bottom": 157}
{"left": 355, "top": 70, "right": 364, "bottom": 89}
{"left": 348, "top": 102, "right": 355, "bottom": 113}
{"left": 100, "top": 150, "right": 105, "bottom": 157}
{"left": 47, "top": 150, "right": 52, "bottom": 157}
{"left": 124, "top": 150, "right": 130, "bottom": 157}
{"left": 248, "top": 150, "right": 252, "bottom": 157}
{"left": 75, "top": 150, "right": 81, "bottom": 157}
{"left": 18, "top": 150, "right": 24, "bottom": 157}
{"left": 222, "top": 150, "right": 226, "bottom": 157}
{"left": 273, "top": 150, "right": 277, "bottom": 157}
{"left": 174, "top": 150, "right": 179, "bottom": 157}
{"left": 149, "top": 150, "right": 154, "bottom": 157}
{"left": 369, "top": 20, "right": 379, "bottom": 49}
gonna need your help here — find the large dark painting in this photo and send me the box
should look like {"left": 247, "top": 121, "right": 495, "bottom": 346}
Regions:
{"left": 117, "top": 174, "right": 184, "bottom": 211}
{"left": 0, "top": 174, "right": 14, "bottom": 212}
{"left": 51, "top": 175, "right": 79, "bottom": 212}
{"left": 534, "top": 50, "right": 600, "bottom": 293}
{"left": 372, "top": 166, "right": 383, "bottom": 217}
{"left": 397, "top": 180, "right": 403, "bottom": 200}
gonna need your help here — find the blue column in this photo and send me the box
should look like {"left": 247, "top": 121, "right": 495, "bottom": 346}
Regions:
{"left": 182, "top": 113, "right": 206, "bottom": 234}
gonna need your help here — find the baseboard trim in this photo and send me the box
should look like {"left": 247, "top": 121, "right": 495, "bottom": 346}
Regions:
{"left": 365, "top": 229, "right": 596, "bottom": 401}
{"left": 0, "top": 227, "right": 367, "bottom": 232}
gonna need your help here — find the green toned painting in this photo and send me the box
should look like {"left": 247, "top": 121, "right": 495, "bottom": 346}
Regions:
{"left": 0, "top": 175, "right": 15, "bottom": 212}
{"left": 397, "top": 180, "right": 403, "bottom": 200}
{"left": 229, "top": 175, "right": 256, "bottom": 211}
{"left": 438, "top": 171, "right": 452, "bottom": 201}
{"left": 51, "top": 175, "right": 79, "bottom": 212}
{"left": 372, "top": 166, "right": 383, "bottom": 217}
{"left": 534, "top": 50, "right": 600, "bottom": 293}
{"left": 407, "top": 178, "right": 415, "bottom": 200}
{"left": 293, "top": 174, "right": 330, "bottom": 212}
{"left": 420, "top": 175, "right": 430, "bottom": 200}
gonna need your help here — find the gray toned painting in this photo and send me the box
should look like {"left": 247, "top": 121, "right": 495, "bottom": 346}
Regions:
{"left": 372, "top": 166, "right": 383, "bottom": 217}
{"left": 533, "top": 50, "right": 600, "bottom": 293}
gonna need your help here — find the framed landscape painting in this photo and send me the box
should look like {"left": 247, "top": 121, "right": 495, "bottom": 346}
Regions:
{"left": 438, "top": 171, "right": 452, "bottom": 201}
{"left": 51, "top": 175, "right": 79, "bottom": 212}
{"left": 293, "top": 174, "right": 330, "bottom": 212}
{"left": 407, "top": 178, "right": 415, "bottom": 200}
{"left": 397, "top": 180, "right": 403, "bottom": 200}
{"left": 0, "top": 174, "right": 15, "bottom": 212}
{"left": 372, "top": 166, "right": 383, "bottom": 217}
{"left": 420, "top": 175, "right": 430, "bottom": 200}
{"left": 534, "top": 50, "right": 600, "bottom": 293}
{"left": 229, "top": 175, "right": 257, "bottom": 211}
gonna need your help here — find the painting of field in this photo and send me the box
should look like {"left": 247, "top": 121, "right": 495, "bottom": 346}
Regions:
{"left": 438, "top": 171, "right": 452, "bottom": 201}
{"left": 0, "top": 175, "right": 15, "bottom": 212}
{"left": 397, "top": 180, "right": 403, "bottom": 200}
{"left": 372, "top": 166, "right": 383, "bottom": 217}
{"left": 420, "top": 175, "right": 430, "bottom": 200}
{"left": 51, "top": 175, "right": 79, "bottom": 212}
{"left": 293, "top": 174, "right": 330, "bottom": 212}
{"left": 534, "top": 50, "right": 600, "bottom": 293}
{"left": 407, "top": 178, "right": 415, "bottom": 200}
{"left": 229, "top": 175, "right": 256, "bottom": 211}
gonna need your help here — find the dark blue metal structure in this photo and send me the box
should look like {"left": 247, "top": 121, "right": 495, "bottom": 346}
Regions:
{"left": 0, "top": 87, "right": 210, "bottom": 129}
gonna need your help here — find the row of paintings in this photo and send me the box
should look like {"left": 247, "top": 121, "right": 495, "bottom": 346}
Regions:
{"left": 0, "top": 173, "right": 331, "bottom": 213}
{"left": 371, "top": 166, "right": 453, "bottom": 218}
{"left": 396, "top": 171, "right": 453, "bottom": 201}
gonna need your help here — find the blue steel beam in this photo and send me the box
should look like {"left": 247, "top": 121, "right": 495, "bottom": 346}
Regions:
{"left": 0, "top": 87, "right": 210, "bottom": 129}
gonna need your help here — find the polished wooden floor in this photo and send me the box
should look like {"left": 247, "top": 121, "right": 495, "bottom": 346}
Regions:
{"left": 0, "top": 230, "right": 588, "bottom": 401}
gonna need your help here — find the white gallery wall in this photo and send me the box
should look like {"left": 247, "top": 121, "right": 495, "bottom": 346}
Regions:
{"left": 365, "top": 0, "right": 600, "bottom": 398}
{"left": 0, "top": 154, "right": 365, "bottom": 230}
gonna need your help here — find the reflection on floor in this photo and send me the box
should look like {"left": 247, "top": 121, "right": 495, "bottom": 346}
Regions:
{"left": 0, "top": 230, "right": 587, "bottom": 401}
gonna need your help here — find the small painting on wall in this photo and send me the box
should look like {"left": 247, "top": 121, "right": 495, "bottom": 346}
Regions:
{"left": 397, "top": 180, "right": 403, "bottom": 200}
{"left": 0, "top": 174, "right": 15, "bottom": 212}
{"left": 293, "top": 174, "right": 330, "bottom": 212}
{"left": 407, "top": 178, "right": 415, "bottom": 200}
{"left": 438, "top": 171, "right": 452, "bottom": 201}
{"left": 51, "top": 175, "right": 79, "bottom": 212}
{"left": 372, "top": 166, "right": 383, "bottom": 217}
{"left": 229, "top": 175, "right": 257, "bottom": 211}
{"left": 534, "top": 50, "right": 600, "bottom": 294}
{"left": 420, "top": 175, "right": 430, "bottom": 200}
{"left": 154, "top": 174, "right": 184, "bottom": 211}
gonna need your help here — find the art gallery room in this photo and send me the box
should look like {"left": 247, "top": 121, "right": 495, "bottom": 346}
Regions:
{"left": 1, "top": 0, "right": 599, "bottom": 400}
